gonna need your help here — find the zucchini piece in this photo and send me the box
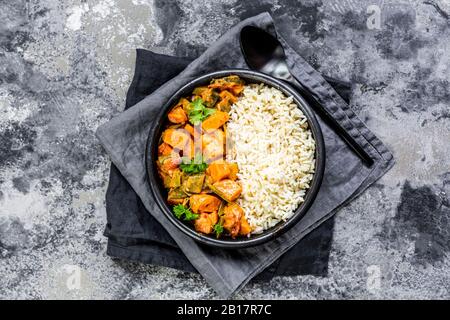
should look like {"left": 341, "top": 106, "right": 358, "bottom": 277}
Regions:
{"left": 167, "top": 187, "right": 187, "bottom": 205}
{"left": 182, "top": 173, "right": 205, "bottom": 194}
{"left": 163, "top": 169, "right": 182, "bottom": 188}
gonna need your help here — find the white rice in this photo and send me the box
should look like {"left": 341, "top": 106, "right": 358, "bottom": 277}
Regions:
{"left": 226, "top": 83, "right": 316, "bottom": 234}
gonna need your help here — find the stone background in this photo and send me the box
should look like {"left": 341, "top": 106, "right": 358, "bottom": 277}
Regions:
{"left": 0, "top": 0, "right": 449, "bottom": 299}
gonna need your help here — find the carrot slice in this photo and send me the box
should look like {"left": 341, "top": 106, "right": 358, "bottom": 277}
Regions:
{"left": 202, "top": 111, "right": 229, "bottom": 131}
{"left": 206, "top": 161, "right": 232, "bottom": 183}
{"left": 211, "top": 179, "right": 242, "bottom": 202}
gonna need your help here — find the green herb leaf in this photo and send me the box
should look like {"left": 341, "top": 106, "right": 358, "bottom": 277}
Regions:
{"left": 179, "top": 154, "right": 208, "bottom": 174}
{"left": 213, "top": 222, "right": 224, "bottom": 238}
{"left": 203, "top": 107, "right": 216, "bottom": 117}
{"left": 184, "top": 210, "right": 199, "bottom": 221}
{"left": 190, "top": 98, "right": 204, "bottom": 111}
{"left": 188, "top": 112, "right": 203, "bottom": 126}
{"left": 188, "top": 98, "right": 216, "bottom": 125}
{"left": 172, "top": 204, "right": 199, "bottom": 221}
{"left": 173, "top": 204, "right": 186, "bottom": 219}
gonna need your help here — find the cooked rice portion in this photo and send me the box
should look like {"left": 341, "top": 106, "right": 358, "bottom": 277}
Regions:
{"left": 226, "top": 83, "right": 316, "bottom": 233}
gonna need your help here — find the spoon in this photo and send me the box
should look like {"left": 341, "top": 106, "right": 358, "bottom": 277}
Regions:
{"left": 240, "top": 26, "right": 374, "bottom": 166}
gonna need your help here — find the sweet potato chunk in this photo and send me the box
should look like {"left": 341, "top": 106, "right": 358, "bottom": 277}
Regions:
{"left": 162, "top": 128, "right": 190, "bottom": 150}
{"left": 168, "top": 107, "right": 187, "bottom": 124}
{"left": 202, "top": 111, "right": 229, "bottom": 131}
{"left": 216, "top": 90, "right": 237, "bottom": 112}
{"left": 230, "top": 84, "right": 244, "bottom": 96}
{"left": 174, "top": 98, "right": 191, "bottom": 114}
{"left": 202, "top": 129, "right": 224, "bottom": 161}
{"left": 222, "top": 203, "right": 243, "bottom": 238}
{"left": 158, "top": 143, "right": 173, "bottom": 156}
{"left": 239, "top": 214, "right": 252, "bottom": 236}
{"left": 194, "top": 211, "right": 219, "bottom": 234}
{"left": 203, "top": 144, "right": 223, "bottom": 162}
{"left": 220, "top": 90, "right": 238, "bottom": 103}
{"left": 190, "top": 194, "right": 221, "bottom": 213}
{"left": 184, "top": 124, "right": 195, "bottom": 137}
{"left": 206, "top": 161, "right": 232, "bottom": 183}
{"left": 228, "top": 163, "right": 239, "bottom": 181}
{"left": 211, "top": 179, "right": 242, "bottom": 202}
{"left": 202, "top": 129, "right": 224, "bottom": 146}
{"left": 167, "top": 198, "right": 184, "bottom": 205}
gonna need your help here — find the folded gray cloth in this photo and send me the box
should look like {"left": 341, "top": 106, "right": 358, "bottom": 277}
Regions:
{"left": 104, "top": 49, "right": 339, "bottom": 279}
{"left": 96, "top": 12, "right": 394, "bottom": 298}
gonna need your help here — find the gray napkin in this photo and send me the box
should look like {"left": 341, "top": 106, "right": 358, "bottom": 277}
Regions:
{"left": 96, "top": 12, "right": 394, "bottom": 298}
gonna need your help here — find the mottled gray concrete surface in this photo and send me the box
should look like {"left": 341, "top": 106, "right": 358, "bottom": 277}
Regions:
{"left": 1, "top": 0, "right": 449, "bottom": 299}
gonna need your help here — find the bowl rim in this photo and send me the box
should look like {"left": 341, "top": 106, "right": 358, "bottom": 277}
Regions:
{"left": 145, "top": 69, "right": 325, "bottom": 248}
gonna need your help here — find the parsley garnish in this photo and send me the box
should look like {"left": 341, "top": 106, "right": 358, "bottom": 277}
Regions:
{"left": 180, "top": 154, "right": 208, "bottom": 174}
{"left": 184, "top": 210, "right": 199, "bottom": 221}
{"left": 172, "top": 204, "right": 199, "bottom": 221}
{"left": 173, "top": 204, "right": 185, "bottom": 219}
{"left": 213, "top": 222, "right": 224, "bottom": 238}
{"left": 188, "top": 98, "right": 216, "bottom": 125}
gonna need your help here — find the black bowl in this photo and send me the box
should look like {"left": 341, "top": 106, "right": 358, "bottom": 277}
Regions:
{"left": 145, "top": 69, "right": 325, "bottom": 248}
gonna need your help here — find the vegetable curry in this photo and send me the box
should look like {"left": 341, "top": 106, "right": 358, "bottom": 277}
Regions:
{"left": 156, "top": 75, "right": 251, "bottom": 238}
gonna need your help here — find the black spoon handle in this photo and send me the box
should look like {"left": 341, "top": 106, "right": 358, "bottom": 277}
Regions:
{"left": 287, "top": 75, "right": 374, "bottom": 166}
